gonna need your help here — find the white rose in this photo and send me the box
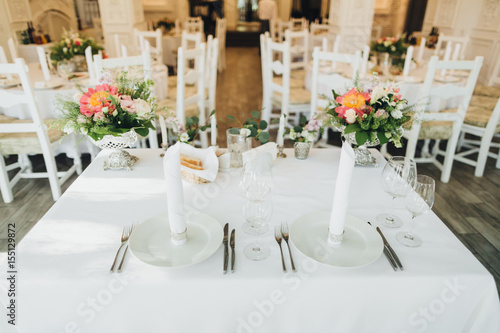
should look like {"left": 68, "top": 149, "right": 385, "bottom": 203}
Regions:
{"left": 383, "top": 41, "right": 391, "bottom": 47}
{"left": 63, "top": 121, "right": 75, "bottom": 134}
{"left": 391, "top": 110, "right": 403, "bottom": 119}
{"left": 240, "top": 128, "right": 252, "bottom": 137}
{"left": 77, "top": 115, "right": 88, "bottom": 124}
{"left": 73, "top": 92, "right": 83, "bottom": 103}
{"left": 63, "top": 47, "right": 68, "bottom": 53}
{"left": 345, "top": 108, "right": 357, "bottom": 124}
{"left": 80, "top": 128, "right": 88, "bottom": 135}
{"left": 301, "top": 130, "right": 309, "bottom": 138}
{"left": 135, "top": 99, "right": 152, "bottom": 118}
{"left": 180, "top": 132, "right": 190, "bottom": 142}
{"left": 306, "top": 132, "right": 316, "bottom": 142}
{"left": 289, "top": 129, "right": 297, "bottom": 140}
{"left": 370, "top": 86, "right": 387, "bottom": 103}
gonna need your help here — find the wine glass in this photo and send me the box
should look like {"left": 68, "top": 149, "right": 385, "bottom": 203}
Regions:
{"left": 376, "top": 156, "right": 417, "bottom": 228}
{"left": 239, "top": 153, "right": 274, "bottom": 196}
{"left": 397, "top": 175, "right": 435, "bottom": 247}
{"left": 243, "top": 184, "right": 273, "bottom": 261}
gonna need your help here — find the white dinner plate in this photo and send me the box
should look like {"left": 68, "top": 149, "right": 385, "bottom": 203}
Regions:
{"left": 290, "top": 211, "right": 383, "bottom": 268}
{"left": 129, "top": 211, "right": 223, "bottom": 267}
{"left": 434, "top": 75, "right": 462, "bottom": 83}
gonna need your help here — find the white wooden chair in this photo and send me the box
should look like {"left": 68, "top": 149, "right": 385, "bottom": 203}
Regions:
{"left": 35, "top": 46, "right": 52, "bottom": 82}
{"left": 454, "top": 93, "right": 500, "bottom": 177}
{"left": 215, "top": 17, "right": 226, "bottom": 72}
{"left": 434, "top": 34, "right": 469, "bottom": 60}
{"left": 134, "top": 28, "right": 163, "bottom": 65}
{"left": 310, "top": 47, "right": 361, "bottom": 147}
{"left": 0, "top": 58, "right": 80, "bottom": 203}
{"left": 93, "top": 49, "right": 159, "bottom": 149}
{"left": 184, "top": 17, "right": 204, "bottom": 34}
{"left": 285, "top": 29, "right": 309, "bottom": 71}
{"left": 404, "top": 55, "right": 483, "bottom": 183}
{"left": 309, "top": 23, "right": 331, "bottom": 51}
{"left": 7, "top": 38, "right": 17, "bottom": 61}
{"left": 262, "top": 36, "right": 311, "bottom": 130}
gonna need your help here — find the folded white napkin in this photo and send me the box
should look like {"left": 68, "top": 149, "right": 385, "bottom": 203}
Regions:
{"left": 180, "top": 143, "right": 219, "bottom": 181}
{"left": 242, "top": 142, "right": 277, "bottom": 166}
{"left": 328, "top": 142, "right": 355, "bottom": 244}
{"left": 163, "top": 142, "right": 187, "bottom": 245}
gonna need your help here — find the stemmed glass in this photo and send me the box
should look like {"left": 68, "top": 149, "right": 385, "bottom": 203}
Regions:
{"left": 377, "top": 156, "right": 417, "bottom": 228}
{"left": 397, "top": 175, "right": 435, "bottom": 247}
{"left": 243, "top": 184, "right": 273, "bottom": 260}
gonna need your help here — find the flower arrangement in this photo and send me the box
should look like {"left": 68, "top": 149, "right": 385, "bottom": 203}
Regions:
{"left": 371, "top": 35, "right": 408, "bottom": 72}
{"left": 324, "top": 79, "right": 413, "bottom": 148}
{"left": 155, "top": 18, "right": 175, "bottom": 32}
{"left": 288, "top": 115, "right": 322, "bottom": 143}
{"left": 49, "top": 29, "right": 103, "bottom": 65}
{"left": 225, "top": 110, "right": 270, "bottom": 144}
{"left": 162, "top": 109, "right": 215, "bottom": 144}
{"left": 53, "top": 71, "right": 156, "bottom": 141}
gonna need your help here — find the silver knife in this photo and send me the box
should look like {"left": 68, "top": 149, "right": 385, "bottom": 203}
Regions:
{"left": 223, "top": 223, "right": 229, "bottom": 274}
{"left": 376, "top": 227, "right": 404, "bottom": 271}
{"left": 367, "top": 222, "right": 397, "bottom": 271}
{"left": 230, "top": 229, "right": 235, "bottom": 272}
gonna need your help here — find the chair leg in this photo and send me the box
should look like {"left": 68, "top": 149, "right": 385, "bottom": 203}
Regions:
{"left": 0, "top": 155, "right": 14, "bottom": 203}
{"left": 440, "top": 135, "right": 460, "bottom": 184}
{"left": 474, "top": 133, "right": 495, "bottom": 177}
{"left": 19, "top": 154, "right": 32, "bottom": 173}
{"left": 40, "top": 149, "right": 62, "bottom": 201}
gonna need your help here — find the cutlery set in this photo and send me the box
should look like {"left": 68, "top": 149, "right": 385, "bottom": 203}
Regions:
{"left": 223, "top": 223, "right": 236, "bottom": 274}
{"left": 110, "top": 224, "right": 135, "bottom": 273}
{"left": 275, "top": 222, "right": 296, "bottom": 273}
{"left": 368, "top": 222, "right": 404, "bottom": 272}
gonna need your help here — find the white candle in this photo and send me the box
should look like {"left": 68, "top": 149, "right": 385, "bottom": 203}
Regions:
{"left": 159, "top": 115, "right": 168, "bottom": 147}
{"left": 403, "top": 46, "right": 413, "bottom": 77}
{"left": 328, "top": 142, "right": 355, "bottom": 244}
{"left": 452, "top": 43, "right": 461, "bottom": 61}
{"left": 441, "top": 43, "right": 452, "bottom": 77}
{"left": 211, "top": 115, "right": 217, "bottom": 146}
{"left": 277, "top": 114, "right": 285, "bottom": 146}
{"left": 417, "top": 38, "right": 426, "bottom": 62}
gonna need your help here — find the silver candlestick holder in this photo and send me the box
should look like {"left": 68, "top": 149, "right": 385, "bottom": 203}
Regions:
{"left": 277, "top": 145, "right": 287, "bottom": 158}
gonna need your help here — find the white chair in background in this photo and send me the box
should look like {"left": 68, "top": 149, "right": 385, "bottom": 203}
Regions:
{"left": 35, "top": 46, "right": 52, "bottom": 82}
{"left": 310, "top": 47, "right": 361, "bottom": 147}
{"left": 434, "top": 34, "right": 469, "bottom": 60}
{"left": 0, "top": 58, "right": 80, "bottom": 203}
{"left": 205, "top": 36, "right": 219, "bottom": 120}
{"left": 7, "top": 38, "right": 17, "bottom": 61}
{"left": 215, "top": 17, "right": 226, "bottom": 72}
{"left": 184, "top": 17, "right": 204, "bottom": 34}
{"left": 454, "top": 94, "right": 500, "bottom": 177}
{"left": 285, "top": 29, "right": 309, "bottom": 71}
{"left": 261, "top": 36, "right": 311, "bottom": 130}
{"left": 134, "top": 28, "right": 163, "bottom": 64}
{"left": 113, "top": 34, "right": 122, "bottom": 57}
{"left": 0, "top": 46, "right": 13, "bottom": 81}
{"left": 417, "top": 37, "right": 427, "bottom": 62}
{"left": 404, "top": 55, "right": 483, "bottom": 183}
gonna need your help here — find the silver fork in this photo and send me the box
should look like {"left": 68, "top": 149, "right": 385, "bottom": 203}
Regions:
{"left": 110, "top": 225, "right": 133, "bottom": 273}
{"left": 117, "top": 225, "right": 135, "bottom": 273}
{"left": 281, "top": 222, "right": 296, "bottom": 272}
{"left": 275, "top": 226, "right": 287, "bottom": 272}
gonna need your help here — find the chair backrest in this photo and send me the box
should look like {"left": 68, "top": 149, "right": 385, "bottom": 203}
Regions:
{"left": 176, "top": 43, "right": 206, "bottom": 130}
{"left": 309, "top": 23, "right": 331, "bottom": 50}
{"left": 93, "top": 47, "right": 152, "bottom": 81}
{"left": 285, "top": 29, "right": 309, "bottom": 70}
{"left": 406, "top": 55, "right": 483, "bottom": 159}
{"left": 184, "top": 17, "right": 204, "bottom": 34}
{"left": 7, "top": 38, "right": 17, "bottom": 61}
{"left": 215, "top": 17, "right": 226, "bottom": 72}
{"left": 181, "top": 31, "right": 203, "bottom": 52}
{"left": 264, "top": 37, "right": 291, "bottom": 120}
{"left": 85, "top": 46, "right": 97, "bottom": 84}
{"left": 205, "top": 35, "right": 219, "bottom": 113}
{"left": 0, "top": 58, "right": 50, "bottom": 150}
{"left": 488, "top": 55, "right": 500, "bottom": 86}
{"left": 35, "top": 46, "right": 51, "bottom": 81}
{"left": 310, "top": 47, "right": 362, "bottom": 117}
{"left": 134, "top": 28, "right": 163, "bottom": 63}
{"left": 435, "top": 34, "right": 469, "bottom": 60}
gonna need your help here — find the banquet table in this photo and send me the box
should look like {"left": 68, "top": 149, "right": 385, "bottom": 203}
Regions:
{"left": 1, "top": 147, "right": 499, "bottom": 332}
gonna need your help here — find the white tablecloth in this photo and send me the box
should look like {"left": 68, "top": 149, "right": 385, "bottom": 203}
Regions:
{"left": 0, "top": 148, "right": 499, "bottom": 332}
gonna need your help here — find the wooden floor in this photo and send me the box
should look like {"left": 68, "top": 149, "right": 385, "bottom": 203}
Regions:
{"left": 1, "top": 47, "right": 500, "bottom": 295}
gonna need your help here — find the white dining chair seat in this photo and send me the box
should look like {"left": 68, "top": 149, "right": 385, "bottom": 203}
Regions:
{"left": 464, "top": 105, "right": 500, "bottom": 131}
{"left": 0, "top": 119, "right": 65, "bottom": 155}
{"left": 290, "top": 69, "right": 307, "bottom": 79}
{"left": 157, "top": 99, "right": 201, "bottom": 119}
{"left": 473, "top": 85, "right": 500, "bottom": 98}
{"left": 273, "top": 76, "right": 304, "bottom": 88}
{"left": 0, "top": 115, "right": 17, "bottom": 123}
{"left": 469, "top": 95, "right": 499, "bottom": 109}
{"left": 271, "top": 87, "right": 311, "bottom": 105}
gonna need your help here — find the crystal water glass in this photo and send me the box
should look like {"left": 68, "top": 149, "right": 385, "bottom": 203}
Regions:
{"left": 243, "top": 184, "right": 273, "bottom": 260}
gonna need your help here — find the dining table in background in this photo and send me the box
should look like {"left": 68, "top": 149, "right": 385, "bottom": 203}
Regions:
{"left": 0, "top": 147, "right": 498, "bottom": 332}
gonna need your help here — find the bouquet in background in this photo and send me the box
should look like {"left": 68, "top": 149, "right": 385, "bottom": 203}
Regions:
{"left": 325, "top": 79, "right": 414, "bottom": 147}
{"left": 53, "top": 71, "right": 156, "bottom": 141}
{"left": 225, "top": 110, "right": 270, "bottom": 144}
{"left": 288, "top": 115, "right": 322, "bottom": 143}
{"left": 162, "top": 109, "right": 215, "bottom": 144}
{"left": 371, "top": 36, "right": 407, "bottom": 57}
{"left": 155, "top": 18, "right": 175, "bottom": 33}
{"left": 49, "top": 29, "right": 103, "bottom": 65}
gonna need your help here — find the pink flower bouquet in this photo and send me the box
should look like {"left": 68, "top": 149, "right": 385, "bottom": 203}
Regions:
{"left": 54, "top": 72, "right": 156, "bottom": 141}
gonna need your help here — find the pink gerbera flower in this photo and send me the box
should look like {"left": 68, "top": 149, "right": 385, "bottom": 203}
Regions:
{"left": 79, "top": 84, "right": 119, "bottom": 117}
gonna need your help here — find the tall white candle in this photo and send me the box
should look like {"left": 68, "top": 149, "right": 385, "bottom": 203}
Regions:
{"left": 417, "top": 38, "right": 426, "bottom": 62}
{"left": 441, "top": 43, "right": 452, "bottom": 77}
{"left": 159, "top": 115, "right": 168, "bottom": 147}
{"left": 211, "top": 115, "right": 217, "bottom": 146}
{"left": 277, "top": 114, "right": 285, "bottom": 146}
{"left": 403, "top": 46, "right": 413, "bottom": 77}
{"left": 328, "top": 142, "right": 355, "bottom": 244}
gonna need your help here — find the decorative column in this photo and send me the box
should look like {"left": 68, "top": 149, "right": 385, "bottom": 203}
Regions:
{"left": 98, "top": 0, "right": 147, "bottom": 57}
{"left": 224, "top": 0, "right": 238, "bottom": 30}
{"left": 0, "top": 0, "right": 32, "bottom": 61}
{"left": 329, "top": 0, "right": 376, "bottom": 53}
